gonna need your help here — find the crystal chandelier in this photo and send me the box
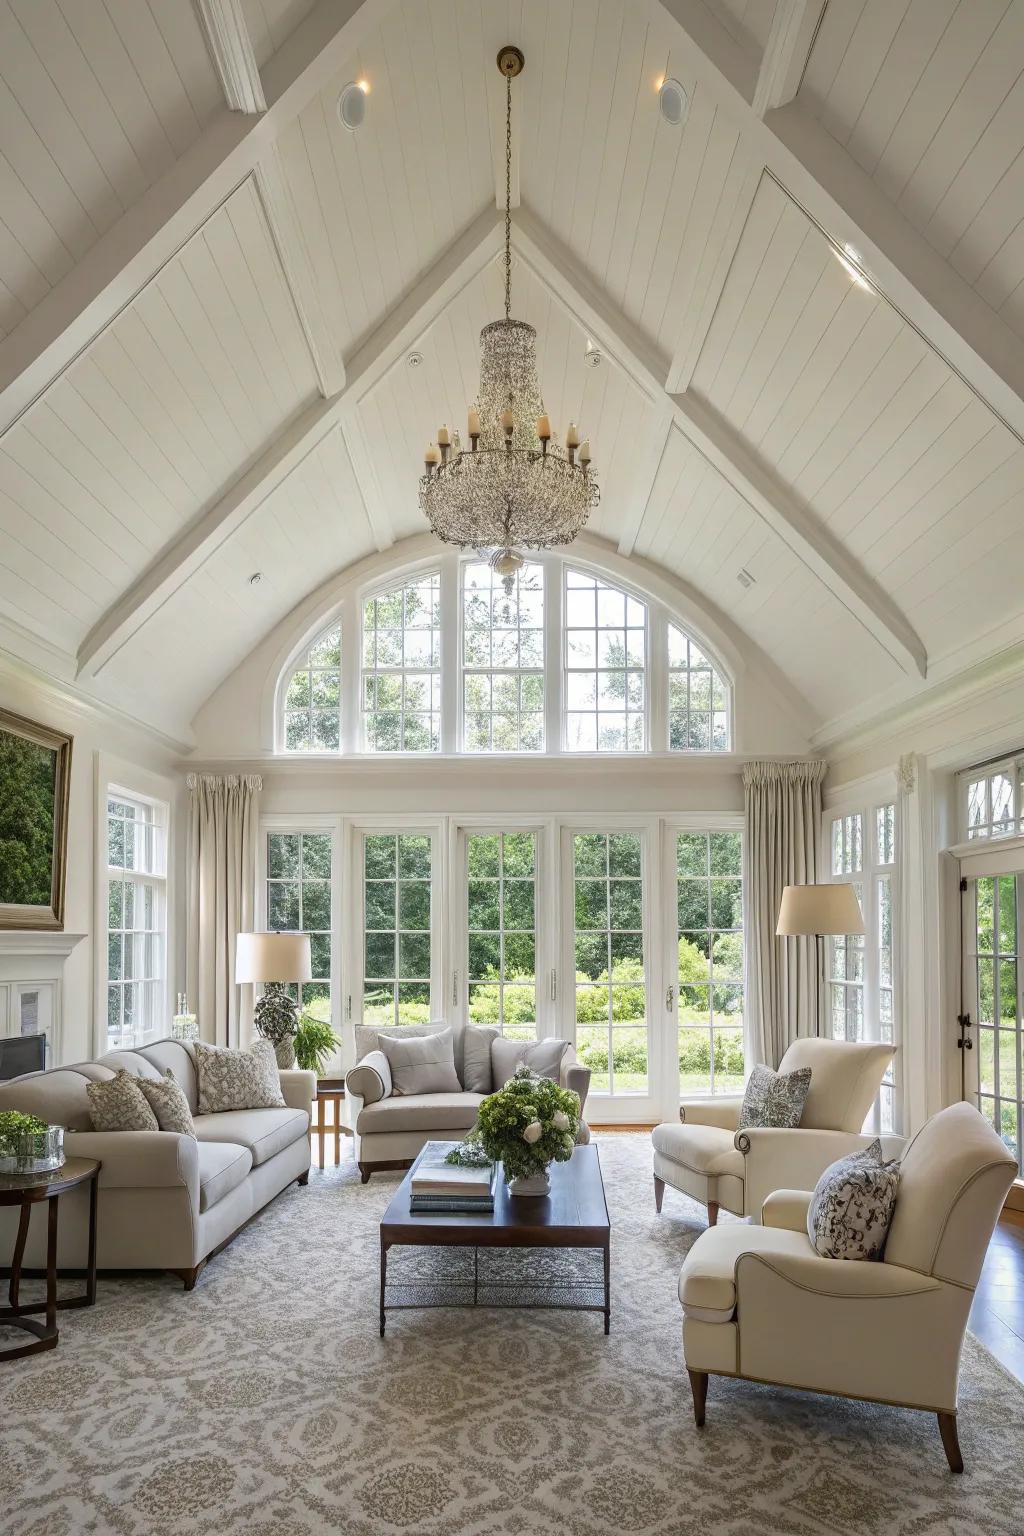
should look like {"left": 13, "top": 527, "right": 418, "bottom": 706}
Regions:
{"left": 419, "top": 45, "right": 599, "bottom": 591}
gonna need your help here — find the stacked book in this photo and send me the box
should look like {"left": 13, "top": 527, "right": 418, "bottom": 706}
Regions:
{"left": 410, "top": 1142, "right": 497, "bottom": 1213}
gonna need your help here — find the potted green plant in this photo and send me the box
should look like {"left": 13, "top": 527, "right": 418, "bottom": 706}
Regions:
{"left": 453, "top": 1065, "right": 581, "bottom": 1196}
{"left": 254, "top": 986, "right": 301, "bottom": 1068}
{"left": 293, "top": 1015, "right": 342, "bottom": 1077}
{"left": 0, "top": 1110, "right": 65, "bottom": 1176}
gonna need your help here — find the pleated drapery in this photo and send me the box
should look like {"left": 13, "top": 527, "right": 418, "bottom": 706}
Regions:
{"left": 743, "top": 759, "right": 826, "bottom": 1068}
{"left": 186, "top": 773, "right": 262, "bottom": 1047}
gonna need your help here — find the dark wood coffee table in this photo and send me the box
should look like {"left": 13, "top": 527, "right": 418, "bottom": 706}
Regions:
{"left": 379, "top": 1143, "right": 610, "bottom": 1336}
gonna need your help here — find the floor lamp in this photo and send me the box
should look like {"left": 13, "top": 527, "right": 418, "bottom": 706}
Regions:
{"left": 776, "top": 883, "right": 865, "bottom": 1037}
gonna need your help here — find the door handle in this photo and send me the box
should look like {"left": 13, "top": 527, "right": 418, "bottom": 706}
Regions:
{"left": 666, "top": 984, "right": 675, "bottom": 1012}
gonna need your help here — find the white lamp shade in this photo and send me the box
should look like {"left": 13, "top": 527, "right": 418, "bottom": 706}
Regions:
{"left": 235, "top": 931, "right": 312, "bottom": 984}
{"left": 776, "top": 883, "right": 865, "bottom": 937}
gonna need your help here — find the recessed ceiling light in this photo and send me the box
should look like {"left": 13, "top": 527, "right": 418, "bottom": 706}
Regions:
{"left": 407, "top": 351, "right": 423, "bottom": 368}
{"left": 249, "top": 572, "right": 263, "bottom": 587}
{"left": 658, "top": 77, "right": 688, "bottom": 127}
{"left": 338, "top": 81, "right": 368, "bottom": 132}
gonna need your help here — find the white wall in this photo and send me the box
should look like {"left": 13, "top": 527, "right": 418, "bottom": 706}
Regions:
{"left": 0, "top": 659, "right": 184, "bottom": 1064}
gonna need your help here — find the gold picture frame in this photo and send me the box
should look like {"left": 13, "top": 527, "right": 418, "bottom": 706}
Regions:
{"left": 0, "top": 707, "right": 73, "bottom": 931}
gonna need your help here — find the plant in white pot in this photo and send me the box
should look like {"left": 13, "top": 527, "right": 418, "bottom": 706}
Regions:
{"left": 456, "top": 1065, "right": 581, "bottom": 1196}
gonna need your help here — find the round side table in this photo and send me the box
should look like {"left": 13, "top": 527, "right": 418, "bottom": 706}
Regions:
{"left": 0, "top": 1157, "right": 100, "bottom": 1362}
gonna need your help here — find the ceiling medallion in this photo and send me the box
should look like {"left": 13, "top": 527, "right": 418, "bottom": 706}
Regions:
{"left": 419, "top": 46, "right": 599, "bottom": 593}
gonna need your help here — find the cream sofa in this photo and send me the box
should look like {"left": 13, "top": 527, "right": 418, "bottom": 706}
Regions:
{"left": 653, "top": 1039, "right": 897, "bottom": 1225}
{"left": 678, "top": 1102, "right": 1017, "bottom": 1472}
{"left": 346, "top": 1022, "right": 591, "bottom": 1179}
{"left": 0, "top": 1040, "right": 316, "bottom": 1290}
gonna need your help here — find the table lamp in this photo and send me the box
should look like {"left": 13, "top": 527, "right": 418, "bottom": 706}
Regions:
{"left": 776, "top": 883, "right": 864, "bottom": 1037}
{"left": 235, "top": 931, "right": 312, "bottom": 1049}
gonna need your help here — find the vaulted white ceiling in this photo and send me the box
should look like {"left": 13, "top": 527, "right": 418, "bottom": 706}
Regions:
{"left": 2, "top": 0, "right": 1024, "bottom": 750}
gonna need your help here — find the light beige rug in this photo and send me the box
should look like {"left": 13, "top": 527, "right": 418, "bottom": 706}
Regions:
{"left": 2, "top": 1133, "right": 1024, "bottom": 1536}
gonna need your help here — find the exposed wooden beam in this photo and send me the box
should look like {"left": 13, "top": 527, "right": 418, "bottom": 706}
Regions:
{"left": 77, "top": 208, "right": 502, "bottom": 679}
{"left": 752, "top": 0, "right": 825, "bottom": 118}
{"left": 656, "top": 0, "right": 1024, "bottom": 443}
{"left": 511, "top": 207, "right": 927, "bottom": 678}
{"left": 0, "top": 0, "right": 395, "bottom": 440}
{"left": 194, "top": 0, "right": 266, "bottom": 114}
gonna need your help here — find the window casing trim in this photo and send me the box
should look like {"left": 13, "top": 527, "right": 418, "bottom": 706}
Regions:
{"left": 271, "top": 542, "right": 737, "bottom": 759}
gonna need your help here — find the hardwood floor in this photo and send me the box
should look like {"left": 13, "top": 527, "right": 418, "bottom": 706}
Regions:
{"left": 970, "top": 1213, "right": 1024, "bottom": 1383}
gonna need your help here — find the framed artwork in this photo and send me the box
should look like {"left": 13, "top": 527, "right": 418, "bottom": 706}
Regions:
{"left": 0, "top": 708, "right": 73, "bottom": 931}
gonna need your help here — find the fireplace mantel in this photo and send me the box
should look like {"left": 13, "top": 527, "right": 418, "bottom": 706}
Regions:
{"left": 0, "top": 932, "right": 86, "bottom": 959}
{"left": 0, "top": 932, "right": 85, "bottom": 1064}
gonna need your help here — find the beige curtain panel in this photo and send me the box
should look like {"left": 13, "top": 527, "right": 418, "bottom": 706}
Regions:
{"left": 186, "top": 773, "right": 262, "bottom": 1048}
{"left": 743, "top": 759, "right": 826, "bottom": 1068}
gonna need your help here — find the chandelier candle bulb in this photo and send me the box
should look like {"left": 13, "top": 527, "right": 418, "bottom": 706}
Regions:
{"left": 468, "top": 407, "right": 480, "bottom": 437}
{"left": 580, "top": 439, "right": 591, "bottom": 464}
{"left": 437, "top": 425, "right": 450, "bottom": 446}
{"left": 425, "top": 443, "right": 440, "bottom": 473}
{"left": 537, "top": 414, "right": 551, "bottom": 439}
{"left": 566, "top": 422, "right": 580, "bottom": 447}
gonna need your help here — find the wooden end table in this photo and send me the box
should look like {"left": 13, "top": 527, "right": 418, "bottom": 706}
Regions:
{"left": 379, "top": 1143, "right": 611, "bottom": 1336}
{"left": 0, "top": 1157, "right": 100, "bottom": 1362}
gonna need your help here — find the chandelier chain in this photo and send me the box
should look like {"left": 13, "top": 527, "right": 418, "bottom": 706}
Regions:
{"left": 504, "top": 70, "right": 512, "bottom": 324}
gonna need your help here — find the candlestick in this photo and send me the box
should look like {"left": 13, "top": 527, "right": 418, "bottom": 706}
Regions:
{"left": 468, "top": 407, "right": 481, "bottom": 438}
{"left": 501, "top": 409, "right": 515, "bottom": 438}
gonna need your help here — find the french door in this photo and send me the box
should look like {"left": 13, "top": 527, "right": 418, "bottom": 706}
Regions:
{"left": 963, "top": 871, "right": 1023, "bottom": 1165}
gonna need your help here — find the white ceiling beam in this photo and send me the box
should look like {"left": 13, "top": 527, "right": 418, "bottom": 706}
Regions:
{"left": 253, "top": 150, "right": 345, "bottom": 395}
{"left": 664, "top": 157, "right": 762, "bottom": 395}
{"left": 656, "top": 0, "right": 1024, "bottom": 443}
{"left": 752, "top": 0, "right": 825, "bottom": 117}
{"left": 511, "top": 207, "right": 926, "bottom": 678}
{"left": 0, "top": 0, "right": 395, "bottom": 440}
{"left": 77, "top": 208, "right": 503, "bottom": 679}
{"left": 193, "top": 0, "right": 266, "bottom": 114}
{"left": 617, "top": 411, "right": 675, "bottom": 557}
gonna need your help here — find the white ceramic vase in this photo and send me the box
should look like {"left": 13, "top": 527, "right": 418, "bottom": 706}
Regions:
{"left": 508, "top": 1168, "right": 551, "bottom": 1197}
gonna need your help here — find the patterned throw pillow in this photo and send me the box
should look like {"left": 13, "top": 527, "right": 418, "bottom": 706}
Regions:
{"left": 87, "top": 1069, "right": 160, "bottom": 1132}
{"left": 807, "top": 1139, "right": 901, "bottom": 1261}
{"left": 194, "top": 1040, "right": 285, "bottom": 1114}
{"left": 138, "top": 1069, "right": 196, "bottom": 1138}
{"left": 738, "top": 1063, "right": 812, "bottom": 1130}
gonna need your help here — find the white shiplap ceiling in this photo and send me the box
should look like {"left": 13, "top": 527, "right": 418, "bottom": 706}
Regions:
{"left": 1, "top": 0, "right": 1024, "bottom": 749}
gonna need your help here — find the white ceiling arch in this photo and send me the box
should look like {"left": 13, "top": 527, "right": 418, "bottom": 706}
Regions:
{"left": 1, "top": 0, "right": 1023, "bottom": 753}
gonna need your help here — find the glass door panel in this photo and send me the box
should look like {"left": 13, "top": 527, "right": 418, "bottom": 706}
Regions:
{"left": 572, "top": 832, "right": 647, "bottom": 1095}
{"left": 969, "top": 873, "right": 1021, "bottom": 1163}
{"left": 465, "top": 831, "right": 538, "bottom": 1039}
{"left": 361, "top": 832, "right": 433, "bottom": 1027}
{"left": 674, "top": 831, "right": 744, "bottom": 1096}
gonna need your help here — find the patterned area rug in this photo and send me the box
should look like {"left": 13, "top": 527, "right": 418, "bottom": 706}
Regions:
{"left": 2, "top": 1133, "right": 1024, "bottom": 1536}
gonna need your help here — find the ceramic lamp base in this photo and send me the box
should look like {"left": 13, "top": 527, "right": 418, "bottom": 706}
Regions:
{"left": 508, "top": 1170, "right": 550, "bottom": 1197}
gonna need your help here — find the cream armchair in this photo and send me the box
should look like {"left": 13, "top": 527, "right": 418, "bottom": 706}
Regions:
{"left": 678, "top": 1102, "right": 1017, "bottom": 1472}
{"left": 653, "top": 1039, "right": 897, "bottom": 1225}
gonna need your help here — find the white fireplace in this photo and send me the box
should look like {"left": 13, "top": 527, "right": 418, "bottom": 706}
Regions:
{"left": 0, "top": 932, "right": 86, "bottom": 1067}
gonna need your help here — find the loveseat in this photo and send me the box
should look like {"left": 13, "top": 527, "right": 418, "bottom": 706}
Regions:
{"left": 346, "top": 1022, "right": 591, "bottom": 1179}
{"left": 0, "top": 1040, "right": 316, "bottom": 1289}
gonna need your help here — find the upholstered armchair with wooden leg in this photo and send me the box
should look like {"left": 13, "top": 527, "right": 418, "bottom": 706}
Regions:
{"left": 677, "top": 1102, "right": 1017, "bottom": 1473}
{"left": 653, "top": 1038, "right": 896, "bottom": 1226}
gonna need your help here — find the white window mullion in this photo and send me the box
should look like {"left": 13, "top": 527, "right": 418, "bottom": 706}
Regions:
{"left": 441, "top": 555, "right": 459, "bottom": 753}
{"left": 544, "top": 554, "right": 563, "bottom": 754}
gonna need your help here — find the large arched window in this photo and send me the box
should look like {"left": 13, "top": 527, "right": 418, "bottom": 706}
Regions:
{"left": 276, "top": 551, "right": 734, "bottom": 756}
{"left": 281, "top": 624, "right": 341, "bottom": 751}
{"left": 361, "top": 573, "right": 441, "bottom": 752}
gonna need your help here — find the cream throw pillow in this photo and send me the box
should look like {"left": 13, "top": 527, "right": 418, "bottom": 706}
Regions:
{"left": 379, "top": 1028, "right": 461, "bottom": 1096}
{"left": 194, "top": 1040, "right": 285, "bottom": 1114}
{"left": 138, "top": 1069, "right": 197, "bottom": 1137}
{"left": 87, "top": 1069, "right": 160, "bottom": 1132}
{"left": 490, "top": 1036, "right": 568, "bottom": 1089}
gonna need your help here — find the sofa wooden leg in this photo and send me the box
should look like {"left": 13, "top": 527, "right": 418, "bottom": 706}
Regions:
{"left": 359, "top": 1164, "right": 371, "bottom": 1184}
{"left": 707, "top": 1201, "right": 719, "bottom": 1227}
{"left": 172, "top": 1261, "right": 207, "bottom": 1292}
{"left": 654, "top": 1175, "right": 665, "bottom": 1214}
{"left": 296, "top": 1170, "right": 310, "bottom": 1187}
{"left": 688, "top": 1369, "right": 708, "bottom": 1428}
{"left": 937, "top": 1412, "right": 963, "bottom": 1473}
